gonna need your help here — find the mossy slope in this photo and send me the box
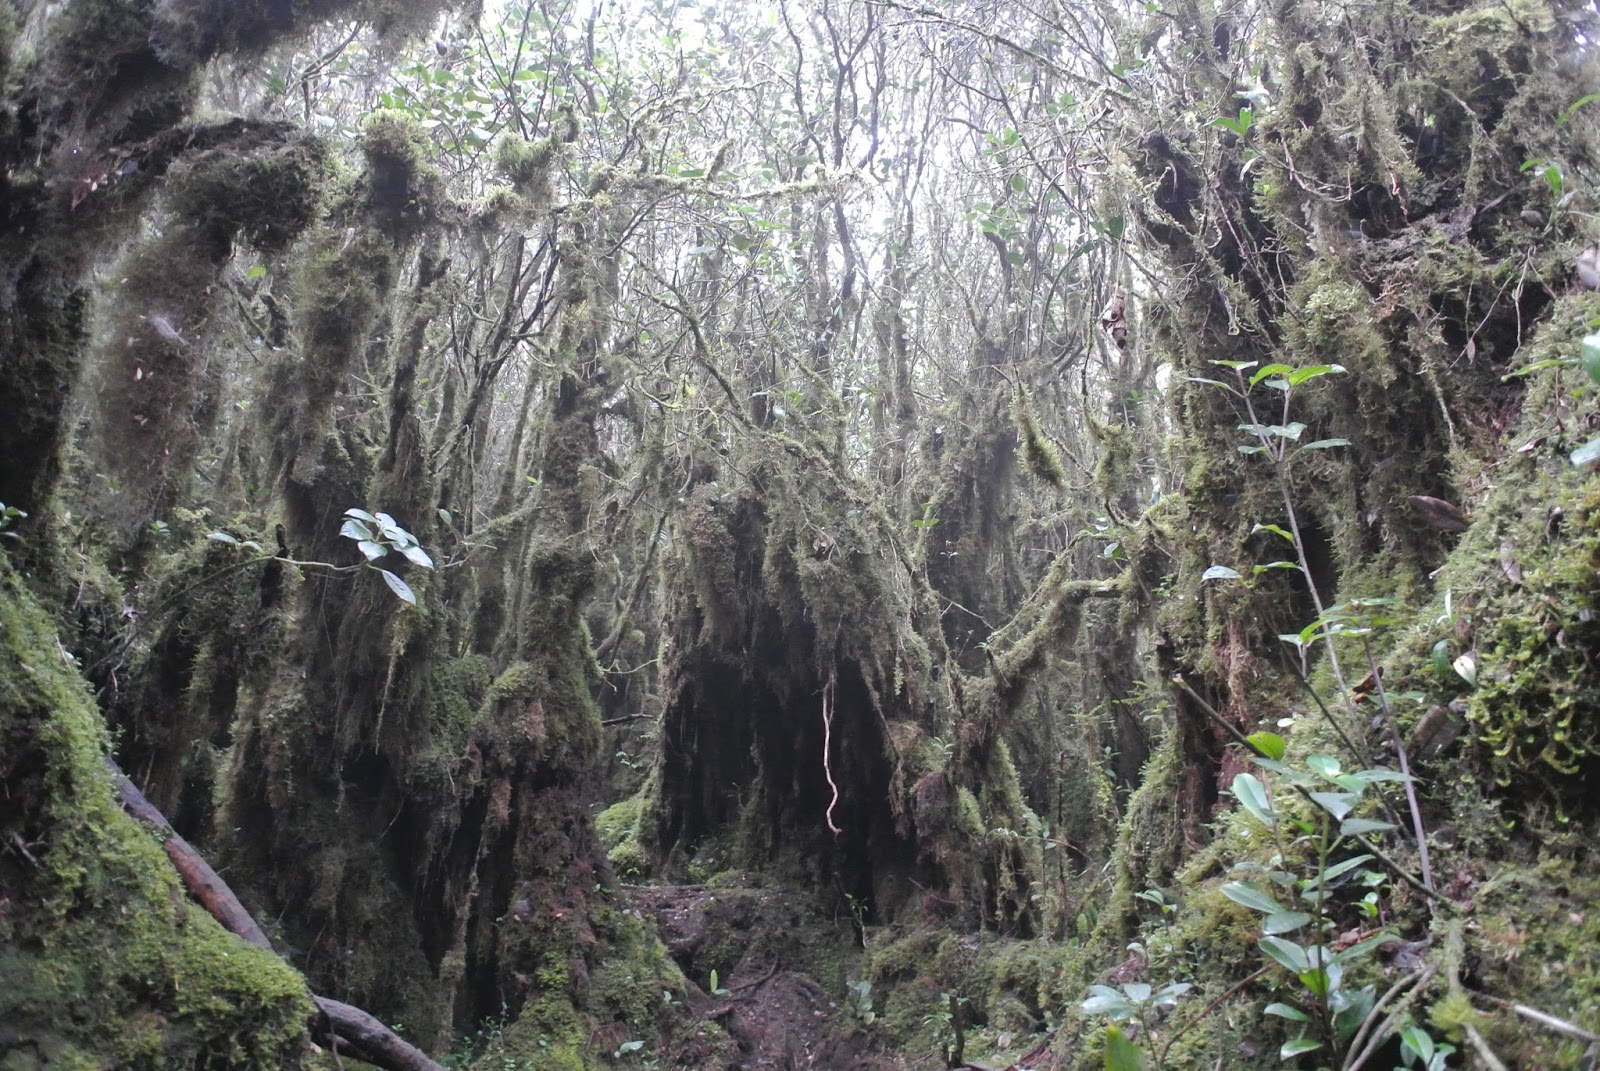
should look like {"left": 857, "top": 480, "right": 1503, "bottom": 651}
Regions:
{"left": 0, "top": 567, "right": 312, "bottom": 1069}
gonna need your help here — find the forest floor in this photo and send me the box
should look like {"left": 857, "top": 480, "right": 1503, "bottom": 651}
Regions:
{"left": 627, "top": 883, "right": 906, "bottom": 1071}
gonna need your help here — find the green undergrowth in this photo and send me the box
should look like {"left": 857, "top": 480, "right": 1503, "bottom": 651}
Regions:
{"left": 597, "top": 794, "right": 652, "bottom": 881}
{"left": 0, "top": 566, "right": 313, "bottom": 1069}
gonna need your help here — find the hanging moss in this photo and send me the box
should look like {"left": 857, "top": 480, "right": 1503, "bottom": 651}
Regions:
{"left": 1012, "top": 385, "right": 1066, "bottom": 489}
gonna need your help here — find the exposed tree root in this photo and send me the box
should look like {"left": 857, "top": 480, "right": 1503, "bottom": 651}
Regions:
{"left": 106, "top": 759, "right": 447, "bottom": 1071}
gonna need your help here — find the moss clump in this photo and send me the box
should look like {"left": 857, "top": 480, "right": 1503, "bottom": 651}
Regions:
{"left": 1012, "top": 386, "right": 1066, "bottom": 489}
{"left": 358, "top": 110, "right": 444, "bottom": 238}
{"left": 0, "top": 567, "right": 313, "bottom": 1066}
{"left": 165, "top": 134, "right": 333, "bottom": 254}
{"left": 150, "top": 0, "right": 457, "bottom": 66}
{"left": 495, "top": 134, "right": 557, "bottom": 208}
{"left": 597, "top": 794, "right": 652, "bottom": 880}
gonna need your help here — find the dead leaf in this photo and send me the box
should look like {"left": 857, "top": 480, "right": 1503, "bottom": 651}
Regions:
{"left": 1407, "top": 495, "right": 1469, "bottom": 532}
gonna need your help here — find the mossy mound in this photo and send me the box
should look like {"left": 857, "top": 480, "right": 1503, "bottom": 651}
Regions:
{"left": 0, "top": 567, "right": 313, "bottom": 1068}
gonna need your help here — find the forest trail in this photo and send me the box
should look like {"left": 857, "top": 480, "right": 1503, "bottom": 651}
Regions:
{"left": 628, "top": 883, "right": 905, "bottom": 1071}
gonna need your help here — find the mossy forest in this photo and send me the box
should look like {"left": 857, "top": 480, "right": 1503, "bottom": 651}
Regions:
{"left": 5, "top": 0, "right": 1600, "bottom": 1068}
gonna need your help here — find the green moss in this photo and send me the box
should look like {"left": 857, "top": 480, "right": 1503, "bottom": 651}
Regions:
{"left": 1466, "top": 855, "right": 1600, "bottom": 1067}
{"left": 1013, "top": 386, "right": 1066, "bottom": 489}
{"left": 953, "top": 786, "right": 985, "bottom": 838}
{"left": 0, "top": 567, "right": 313, "bottom": 1066}
{"left": 495, "top": 134, "right": 557, "bottom": 207}
{"left": 165, "top": 134, "right": 333, "bottom": 254}
{"left": 359, "top": 110, "right": 444, "bottom": 238}
{"left": 1095, "top": 734, "right": 1183, "bottom": 942}
{"left": 597, "top": 794, "right": 651, "bottom": 880}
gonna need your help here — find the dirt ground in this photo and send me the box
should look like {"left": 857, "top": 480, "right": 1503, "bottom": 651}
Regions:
{"left": 628, "top": 882, "right": 909, "bottom": 1071}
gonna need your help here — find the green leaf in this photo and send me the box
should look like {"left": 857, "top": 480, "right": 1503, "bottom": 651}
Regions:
{"left": 1253, "top": 560, "right": 1298, "bottom": 574}
{"left": 1184, "top": 376, "right": 1236, "bottom": 392}
{"left": 1286, "top": 363, "right": 1346, "bottom": 387}
{"left": 1231, "top": 772, "right": 1276, "bottom": 828}
{"left": 1334, "top": 932, "right": 1398, "bottom": 964}
{"left": 344, "top": 508, "right": 378, "bottom": 523}
{"left": 1250, "top": 363, "right": 1294, "bottom": 386}
{"left": 339, "top": 518, "right": 372, "bottom": 542}
{"left": 1259, "top": 936, "right": 1312, "bottom": 973}
{"left": 1155, "top": 982, "right": 1192, "bottom": 1004}
{"left": 379, "top": 569, "right": 417, "bottom": 606}
{"left": 1558, "top": 92, "right": 1600, "bottom": 126}
{"left": 1342, "top": 767, "right": 1412, "bottom": 784}
{"left": 206, "top": 531, "right": 239, "bottom": 545}
{"left": 1263, "top": 910, "right": 1314, "bottom": 935}
{"left": 401, "top": 544, "right": 435, "bottom": 569}
{"left": 1202, "top": 564, "right": 1242, "bottom": 581}
{"left": 1305, "top": 754, "right": 1342, "bottom": 780}
{"left": 1251, "top": 523, "right": 1295, "bottom": 543}
{"left": 358, "top": 540, "right": 388, "bottom": 562}
{"left": 1313, "top": 854, "right": 1376, "bottom": 886}
{"left": 1212, "top": 107, "right": 1252, "bottom": 136}
{"left": 1210, "top": 359, "right": 1257, "bottom": 371}
{"left": 1400, "top": 1024, "right": 1434, "bottom": 1063}
{"left": 1298, "top": 438, "right": 1352, "bottom": 451}
{"left": 1309, "top": 791, "right": 1358, "bottom": 821}
{"left": 1082, "top": 985, "right": 1134, "bottom": 1019}
{"left": 1103, "top": 1026, "right": 1146, "bottom": 1071}
{"left": 1298, "top": 965, "right": 1332, "bottom": 999}
{"left": 1246, "top": 731, "right": 1287, "bottom": 760}
{"left": 1339, "top": 817, "right": 1397, "bottom": 836}
{"left": 1431, "top": 638, "right": 1453, "bottom": 677}
{"left": 1580, "top": 333, "right": 1600, "bottom": 386}
{"left": 1280, "top": 1038, "right": 1321, "bottom": 1058}
{"left": 1453, "top": 653, "right": 1477, "bottom": 686}
{"left": 1571, "top": 437, "right": 1600, "bottom": 467}
{"left": 1221, "top": 881, "right": 1284, "bottom": 913}
{"left": 246, "top": 264, "right": 268, "bottom": 279}
{"left": 1264, "top": 1002, "right": 1311, "bottom": 1022}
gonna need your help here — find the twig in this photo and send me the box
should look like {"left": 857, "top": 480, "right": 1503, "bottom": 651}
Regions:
{"left": 1158, "top": 966, "right": 1269, "bottom": 1066}
{"left": 1345, "top": 963, "right": 1438, "bottom": 1071}
{"left": 1469, "top": 992, "right": 1600, "bottom": 1043}
{"left": 1441, "top": 919, "right": 1506, "bottom": 1071}
{"left": 1360, "top": 637, "right": 1433, "bottom": 891}
{"left": 822, "top": 671, "right": 842, "bottom": 836}
{"left": 729, "top": 960, "right": 782, "bottom": 992}
{"left": 1344, "top": 964, "right": 1435, "bottom": 1069}
{"left": 8, "top": 833, "right": 40, "bottom": 869}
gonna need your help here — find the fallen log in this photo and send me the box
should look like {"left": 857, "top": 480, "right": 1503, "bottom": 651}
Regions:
{"left": 106, "top": 758, "right": 446, "bottom": 1071}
